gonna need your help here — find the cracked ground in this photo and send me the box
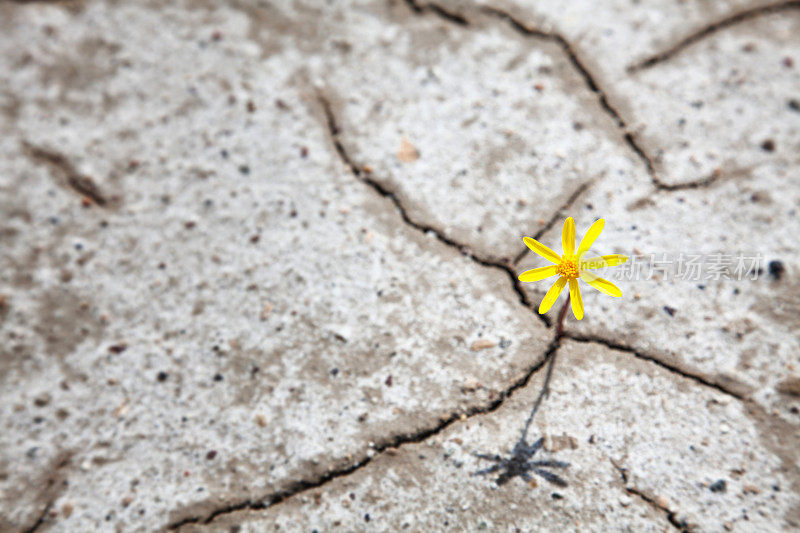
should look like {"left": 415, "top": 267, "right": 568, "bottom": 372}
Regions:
{"left": 0, "top": 0, "right": 799, "bottom": 531}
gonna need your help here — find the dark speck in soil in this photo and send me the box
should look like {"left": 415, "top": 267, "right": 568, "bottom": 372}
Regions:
{"left": 709, "top": 479, "right": 726, "bottom": 493}
{"left": 768, "top": 260, "right": 784, "bottom": 281}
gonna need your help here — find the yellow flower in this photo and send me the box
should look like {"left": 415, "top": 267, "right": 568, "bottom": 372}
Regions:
{"left": 518, "top": 217, "right": 628, "bottom": 320}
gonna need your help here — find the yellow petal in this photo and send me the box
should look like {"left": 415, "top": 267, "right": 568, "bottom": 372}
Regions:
{"left": 568, "top": 278, "right": 584, "bottom": 320}
{"left": 561, "top": 217, "right": 575, "bottom": 256}
{"left": 580, "top": 254, "right": 628, "bottom": 270}
{"left": 538, "top": 277, "right": 567, "bottom": 314}
{"left": 577, "top": 218, "right": 604, "bottom": 259}
{"left": 518, "top": 265, "right": 558, "bottom": 282}
{"left": 522, "top": 237, "right": 561, "bottom": 264}
{"left": 580, "top": 270, "right": 622, "bottom": 297}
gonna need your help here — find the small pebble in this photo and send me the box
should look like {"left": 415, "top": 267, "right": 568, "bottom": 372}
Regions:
{"left": 709, "top": 479, "right": 727, "bottom": 493}
{"left": 742, "top": 484, "right": 760, "bottom": 495}
{"left": 463, "top": 377, "right": 480, "bottom": 392}
{"left": 33, "top": 393, "right": 51, "bottom": 407}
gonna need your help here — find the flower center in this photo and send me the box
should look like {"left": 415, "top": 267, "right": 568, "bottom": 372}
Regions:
{"left": 556, "top": 258, "right": 579, "bottom": 279}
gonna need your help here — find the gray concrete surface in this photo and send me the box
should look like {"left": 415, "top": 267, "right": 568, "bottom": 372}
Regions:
{"left": 0, "top": 1, "right": 798, "bottom": 532}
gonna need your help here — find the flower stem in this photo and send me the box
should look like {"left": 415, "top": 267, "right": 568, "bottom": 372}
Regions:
{"left": 520, "top": 294, "right": 570, "bottom": 441}
{"left": 555, "top": 292, "right": 571, "bottom": 339}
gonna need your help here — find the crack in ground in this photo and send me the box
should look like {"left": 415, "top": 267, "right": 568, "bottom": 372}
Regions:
{"left": 400, "top": 2, "right": 722, "bottom": 192}
{"left": 18, "top": 450, "right": 74, "bottom": 533}
{"left": 166, "top": 331, "right": 759, "bottom": 529}
{"left": 167, "top": 336, "right": 564, "bottom": 530}
{"left": 628, "top": 0, "right": 800, "bottom": 72}
{"left": 402, "top": 0, "right": 468, "bottom": 25}
{"left": 564, "top": 333, "right": 746, "bottom": 401}
{"left": 317, "top": 92, "right": 549, "bottom": 325}
{"left": 476, "top": 5, "right": 722, "bottom": 192}
{"left": 478, "top": 6, "right": 625, "bottom": 127}
{"left": 168, "top": 4, "right": 780, "bottom": 528}
{"left": 5, "top": 2, "right": 794, "bottom": 531}
{"left": 512, "top": 180, "right": 592, "bottom": 265}
{"left": 168, "top": 90, "right": 585, "bottom": 530}
{"left": 22, "top": 141, "right": 109, "bottom": 206}
{"left": 22, "top": 501, "right": 54, "bottom": 533}
{"left": 610, "top": 459, "right": 689, "bottom": 532}
{"left": 314, "top": 86, "right": 772, "bottom": 530}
